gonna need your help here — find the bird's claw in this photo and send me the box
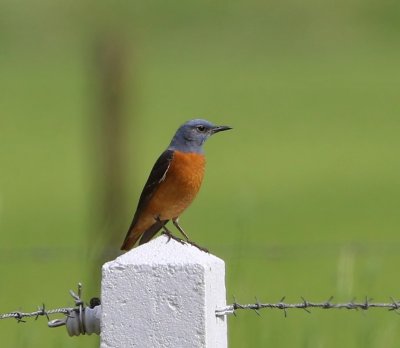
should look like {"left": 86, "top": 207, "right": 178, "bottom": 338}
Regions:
{"left": 161, "top": 231, "right": 186, "bottom": 245}
{"left": 185, "top": 240, "right": 209, "bottom": 253}
{"left": 161, "top": 231, "right": 209, "bottom": 252}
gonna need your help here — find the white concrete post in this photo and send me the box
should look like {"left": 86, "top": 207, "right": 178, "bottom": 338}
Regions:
{"left": 101, "top": 235, "right": 227, "bottom": 347}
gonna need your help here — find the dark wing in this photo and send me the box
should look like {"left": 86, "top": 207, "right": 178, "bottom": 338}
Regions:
{"left": 120, "top": 149, "right": 174, "bottom": 250}
{"left": 132, "top": 149, "right": 174, "bottom": 219}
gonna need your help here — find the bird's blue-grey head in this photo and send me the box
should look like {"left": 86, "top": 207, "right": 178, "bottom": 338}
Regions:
{"left": 168, "top": 119, "right": 232, "bottom": 153}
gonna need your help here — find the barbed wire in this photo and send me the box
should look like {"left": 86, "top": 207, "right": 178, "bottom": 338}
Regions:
{"left": 215, "top": 296, "right": 400, "bottom": 317}
{"left": 2, "top": 288, "right": 400, "bottom": 323}
{"left": 0, "top": 283, "right": 94, "bottom": 324}
{"left": 0, "top": 283, "right": 101, "bottom": 336}
{"left": 0, "top": 306, "right": 74, "bottom": 323}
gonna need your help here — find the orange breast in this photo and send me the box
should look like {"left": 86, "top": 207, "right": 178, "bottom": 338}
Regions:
{"left": 144, "top": 151, "right": 206, "bottom": 221}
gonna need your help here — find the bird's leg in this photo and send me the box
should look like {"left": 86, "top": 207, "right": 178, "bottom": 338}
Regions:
{"left": 173, "top": 218, "right": 209, "bottom": 253}
{"left": 172, "top": 218, "right": 190, "bottom": 241}
{"left": 156, "top": 216, "right": 185, "bottom": 245}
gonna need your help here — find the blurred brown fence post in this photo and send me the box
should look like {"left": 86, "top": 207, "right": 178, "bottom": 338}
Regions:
{"left": 88, "top": 33, "right": 133, "bottom": 282}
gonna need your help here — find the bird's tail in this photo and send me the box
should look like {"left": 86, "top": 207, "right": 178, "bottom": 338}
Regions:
{"left": 120, "top": 228, "right": 141, "bottom": 251}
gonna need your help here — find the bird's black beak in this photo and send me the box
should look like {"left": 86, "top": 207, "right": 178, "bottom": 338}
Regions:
{"left": 211, "top": 125, "right": 232, "bottom": 134}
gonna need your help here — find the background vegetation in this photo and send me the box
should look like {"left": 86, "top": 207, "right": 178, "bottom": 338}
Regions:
{"left": 1, "top": 0, "right": 400, "bottom": 347}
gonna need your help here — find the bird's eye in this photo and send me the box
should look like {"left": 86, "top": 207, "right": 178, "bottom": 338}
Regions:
{"left": 196, "top": 125, "right": 206, "bottom": 132}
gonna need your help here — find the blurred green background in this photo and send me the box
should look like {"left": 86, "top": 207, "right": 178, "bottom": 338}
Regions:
{"left": 1, "top": 0, "right": 400, "bottom": 347}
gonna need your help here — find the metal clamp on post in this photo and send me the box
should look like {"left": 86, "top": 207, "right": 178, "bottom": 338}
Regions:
{"left": 48, "top": 283, "right": 101, "bottom": 336}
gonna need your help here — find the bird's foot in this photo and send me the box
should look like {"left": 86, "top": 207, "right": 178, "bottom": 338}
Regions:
{"left": 161, "top": 231, "right": 186, "bottom": 245}
{"left": 185, "top": 240, "right": 209, "bottom": 253}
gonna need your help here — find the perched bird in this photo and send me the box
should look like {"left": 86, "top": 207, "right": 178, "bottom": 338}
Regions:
{"left": 120, "top": 119, "right": 231, "bottom": 251}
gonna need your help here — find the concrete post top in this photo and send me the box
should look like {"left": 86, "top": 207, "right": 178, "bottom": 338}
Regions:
{"left": 101, "top": 235, "right": 227, "bottom": 348}
{"left": 105, "top": 235, "right": 224, "bottom": 267}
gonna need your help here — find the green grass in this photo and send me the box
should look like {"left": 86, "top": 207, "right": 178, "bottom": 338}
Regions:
{"left": 1, "top": 1, "right": 400, "bottom": 347}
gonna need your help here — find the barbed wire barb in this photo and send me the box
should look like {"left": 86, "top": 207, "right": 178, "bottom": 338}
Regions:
{"left": 300, "top": 297, "right": 311, "bottom": 314}
{"left": 253, "top": 297, "right": 261, "bottom": 316}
